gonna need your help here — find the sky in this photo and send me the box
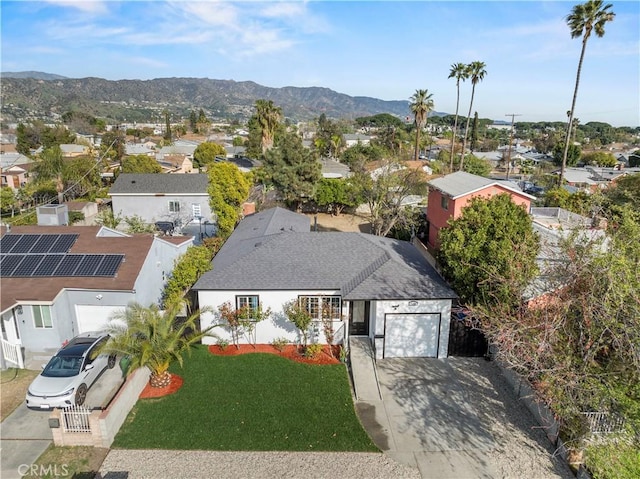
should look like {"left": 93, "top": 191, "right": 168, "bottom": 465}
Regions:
{"left": 1, "top": 0, "right": 639, "bottom": 127}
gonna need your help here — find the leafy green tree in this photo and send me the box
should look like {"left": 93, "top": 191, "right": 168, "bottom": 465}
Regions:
{"left": 33, "top": 146, "right": 65, "bottom": 203}
{"left": 232, "top": 136, "right": 245, "bottom": 147}
{"left": 560, "top": 0, "right": 615, "bottom": 185}
{"left": 196, "top": 109, "right": 211, "bottom": 134}
{"left": 409, "top": 89, "right": 434, "bottom": 162}
{"left": 261, "top": 131, "right": 321, "bottom": 210}
{"left": 437, "top": 193, "right": 539, "bottom": 306}
{"left": 63, "top": 156, "right": 102, "bottom": 199}
{"left": 189, "top": 110, "right": 197, "bottom": 133}
{"left": 448, "top": 62, "right": 470, "bottom": 172}
{"left": 193, "top": 142, "right": 226, "bottom": 169}
{"left": 0, "top": 187, "right": 18, "bottom": 216}
{"left": 95, "top": 208, "right": 123, "bottom": 229}
{"left": 207, "top": 162, "right": 251, "bottom": 237}
{"left": 581, "top": 151, "right": 617, "bottom": 167}
{"left": 314, "top": 178, "right": 363, "bottom": 215}
{"left": 283, "top": 299, "right": 314, "bottom": 348}
{"left": 100, "top": 302, "right": 216, "bottom": 388}
{"left": 553, "top": 142, "right": 581, "bottom": 168}
{"left": 123, "top": 215, "right": 156, "bottom": 234}
{"left": 461, "top": 154, "right": 491, "bottom": 177}
{"left": 217, "top": 301, "right": 271, "bottom": 349}
{"left": 355, "top": 113, "right": 404, "bottom": 129}
{"left": 340, "top": 143, "right": 383, "bottom": 169}
{"left": 121, "top": 154, "right": 162, "bottom": 173}
{"left": 164, "top": 110, "right": 172, "bottom": 142}
{"left": 460, "top": 61, "right": 487, "bottom": 170}
{"left": 163, "top": 244, "right": 214, "bottom": 309}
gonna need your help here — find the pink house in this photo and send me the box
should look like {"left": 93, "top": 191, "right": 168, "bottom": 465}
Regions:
{"left": 425, "top": 171, "right": 535, "bottom": 249}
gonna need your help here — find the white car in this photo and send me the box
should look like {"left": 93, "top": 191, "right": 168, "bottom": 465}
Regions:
{"left": 26, "top": 332, "right": 116, "bottom": 409}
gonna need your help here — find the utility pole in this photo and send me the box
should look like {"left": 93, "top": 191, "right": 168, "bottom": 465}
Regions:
{"left": 505, "top": 113, "right": 521, "bottom": 181}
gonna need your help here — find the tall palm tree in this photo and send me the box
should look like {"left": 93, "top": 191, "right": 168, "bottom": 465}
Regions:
{"left": 100, "top": 302, "right": 216, "bottom": 388}
{"left": 448, "top": 63, "right": 469, "bottom": 172}
{"left": 410, "top": 89, "right": 434, "bottom": 162}
{"left": 255, "top": 99, "right": 283, "bottom": 154}
{"left": 560, "top": 0, "right": 615, "bottom": 185}
{"left": 460, "top": 61, "right": 487, "bottom": 171}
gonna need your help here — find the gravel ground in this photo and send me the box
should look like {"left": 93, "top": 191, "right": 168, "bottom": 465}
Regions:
{"left": 451, "top": 358, "right": 574, "bottom": 479}
{"left": 98, "top": 450, "right": 421, "bottom": 479}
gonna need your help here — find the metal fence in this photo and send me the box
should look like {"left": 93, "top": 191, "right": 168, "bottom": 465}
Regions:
{"left": 582, "top": 411, "right": 625, "bottom": 435}
{"left": 61, "top": 405, "right": 92, "bottom": 433}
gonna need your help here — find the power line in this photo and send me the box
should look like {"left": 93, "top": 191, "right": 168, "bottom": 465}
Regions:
{"left": 505, "top": 114, "right": 522, "bottom": 181}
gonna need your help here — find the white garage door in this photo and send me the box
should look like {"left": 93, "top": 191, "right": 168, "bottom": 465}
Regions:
{"left": 75, "top": 305, "right": 125, "bottom": 334}
{"left": 384, "top": 313, "right": 441, "bottom": 358}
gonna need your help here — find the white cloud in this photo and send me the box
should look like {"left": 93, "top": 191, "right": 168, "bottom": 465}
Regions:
{"left": 42, "top": 0, "right": 108, "bottom": 14}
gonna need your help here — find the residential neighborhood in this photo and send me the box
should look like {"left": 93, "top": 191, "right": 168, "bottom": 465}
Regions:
{"left": 1, "top": 1, "right": 639, "bottom": 478}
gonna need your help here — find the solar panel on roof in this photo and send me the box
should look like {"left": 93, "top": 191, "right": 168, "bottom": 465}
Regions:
{"left": 30, "top": 235, "right": 59, "bottom": 254}
{"left": 0, "top": 254, "right": 24, "bottom": 276}
{"left": 50, "top": 234, "right": 78, "bottom": 253}
{"left": 0, "top": 235, "right": 21, "bottom": 253}
{"left": 10, "top": 235, "right": 41, "bottom": 254}
{"left": 12, "top": 254, "right": 45, "bottom": 276}
{"left": 75, "top": 255, "right": 104, "bottom": 276}
{"left": 95, "top": 254, "right": 124, "bottom": 276}
{"left": 33, "top": 255, "right": 65, "bottom": 276}
{"left": 54, "top": 255, "right": 84, "bottom": 276}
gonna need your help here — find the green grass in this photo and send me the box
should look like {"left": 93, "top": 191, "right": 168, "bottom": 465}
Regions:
{"left": 113, "top": 345, "right": 377, "bottom": 452}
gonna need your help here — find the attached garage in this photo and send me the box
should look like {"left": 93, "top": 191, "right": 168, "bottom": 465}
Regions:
{"left": 383, "top": 313, "right": 441, "bottom": 358}
{"left": 75, "top": 305, "right": 125, "bottom": 334}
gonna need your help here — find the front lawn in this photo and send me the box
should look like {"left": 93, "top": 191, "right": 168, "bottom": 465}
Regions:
{"left": 113, "top": 345, "right": 377, "bottom": 451}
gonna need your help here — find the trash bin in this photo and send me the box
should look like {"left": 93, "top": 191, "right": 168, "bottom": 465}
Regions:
{"left": 119, "top": 356, "right": 132, "bottom": 377}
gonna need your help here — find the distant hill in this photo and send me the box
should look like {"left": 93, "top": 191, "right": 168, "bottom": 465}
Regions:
{"left": 1, "top": 73, "right": 448, "bottom": 123}
{"left": 2, "top": 71, "right": 69, "bottom": 81}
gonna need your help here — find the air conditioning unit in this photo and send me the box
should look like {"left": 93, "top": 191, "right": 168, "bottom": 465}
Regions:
{"left": 37, "top": 204, "right": 69, "bottom": 226}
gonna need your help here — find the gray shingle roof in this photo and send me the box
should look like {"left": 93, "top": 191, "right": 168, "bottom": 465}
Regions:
{"left": 193, "top": 209, "right": 456, "bottom": 301}
{"left": 428, "top": 171, "right": 534, "bottom": 200}
{"left": 109, "top": 174, "right": 209, "bottom": 195}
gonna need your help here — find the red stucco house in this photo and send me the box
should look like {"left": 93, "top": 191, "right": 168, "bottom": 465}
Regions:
{"left": 425, "top": 171, "right": 535, "bottom": 249}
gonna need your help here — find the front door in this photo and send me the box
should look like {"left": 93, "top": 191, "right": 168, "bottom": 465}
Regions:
{"left": 349, "top": 301, "right": 370, "bottom": 336}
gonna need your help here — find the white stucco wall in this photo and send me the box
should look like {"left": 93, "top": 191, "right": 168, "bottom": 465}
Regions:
{"left": 198, "top": 289, "right": 346, "bottom": 346}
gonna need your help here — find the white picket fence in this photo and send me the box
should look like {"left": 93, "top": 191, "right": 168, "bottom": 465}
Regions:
{"left": 61, "top": 405, "right": 92, "bottom": 433}
{"left": 1, "top": 339, "right": 24, "bottom": 368}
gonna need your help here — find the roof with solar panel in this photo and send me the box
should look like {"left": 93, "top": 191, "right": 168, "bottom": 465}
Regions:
{"left": 0, "top": 225, "right": 190, "bottom": 312}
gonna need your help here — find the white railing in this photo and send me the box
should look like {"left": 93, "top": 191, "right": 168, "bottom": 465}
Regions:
{"left": 1, "top": 339, "right": 24, "bottom": 368}
{"left": 61, "top": 405, "right": 92, "bottom": 433}
{"left": 582, "top": 411, "right": 625, "bottom": 435}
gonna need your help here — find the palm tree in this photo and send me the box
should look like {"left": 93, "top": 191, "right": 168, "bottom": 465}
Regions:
{"left": 560, "top": 0, "right": 615, "bottom": 185}
{"left": 255, "top": 99, "right": 283, "bottom": 154}
{"left": 448, "top": 63, "right": 469, "bottom": 172}
{"left": 460, "top": 61, "right": 487, "bottom": 171}
{"left": 409, "top": 89, "right": 434, "bottom": 162}
{"left": 100, "top": 302, "right": 216, "bottom": 388}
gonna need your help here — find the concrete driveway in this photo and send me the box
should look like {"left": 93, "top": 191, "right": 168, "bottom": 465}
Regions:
{"left": 1, "top": 365, "right": 125, "bottom": 479}
{"left": 355, "top": 357, "right": 572, "bottom": 479}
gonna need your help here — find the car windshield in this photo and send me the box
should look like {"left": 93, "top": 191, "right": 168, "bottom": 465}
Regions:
{"left": 41, "top": 355, "right": 83, "bottom": 378}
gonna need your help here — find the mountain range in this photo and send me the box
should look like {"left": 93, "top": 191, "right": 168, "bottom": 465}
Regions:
{"left": 1, "top": 72, "right": 449, "bottom": 124}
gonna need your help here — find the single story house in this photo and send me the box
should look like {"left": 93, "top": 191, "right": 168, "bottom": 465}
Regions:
{"left": 0, "top": 225, "right": 193, "bottom": 368}
{"left": 426, "top": 171, "right": 535, "bottom": 249}
{"left": 109, "top": 173, "right": 213, "bottom": 231}
{"left": 193, "top": 207, "right": 457, "bottom": 359}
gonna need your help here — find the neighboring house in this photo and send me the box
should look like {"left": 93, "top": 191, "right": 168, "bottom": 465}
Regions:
{"left": 343, "top": 134, "right": 372, "bottom": 148}
{"left": 159, "top": 154, "right": 194, "bottom": 173}
{"left": 1, "top": 165, "right": 29, "bottom": 190}
{"left": 0, "top": 225, "right": 193, "bottom": 368}
{"left": 225, "top": 146, "right": 246, "bottom": 158}
{"left": 156, "top": 145, "right": 196, "bottom": 162}
{"left": 558, "top": 166, "right": 639, "bottom": 192}
{"left": 60, "top": 144, "right": 89, "bottom": 158}
{"left": 320, "top": 158, "right": 351, "bottom": 179}
{"left": 125, "top": 143, "right": 155, "bottom": 157}
{"left": 425, "top": 171, "right": 535, "bottom": 249}
{"left": 109, "top": 174, "right": 212, "bottom": 230}
{"left": 194, "top": 207, "right": 457, "bottom": 360}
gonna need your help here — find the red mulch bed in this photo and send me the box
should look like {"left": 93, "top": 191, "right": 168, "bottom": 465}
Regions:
{"left": 139, "top": 373, "right": 184, "bottom": 399}
{"left": 208, "top": 344, "right": 341, "bottom": 365}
